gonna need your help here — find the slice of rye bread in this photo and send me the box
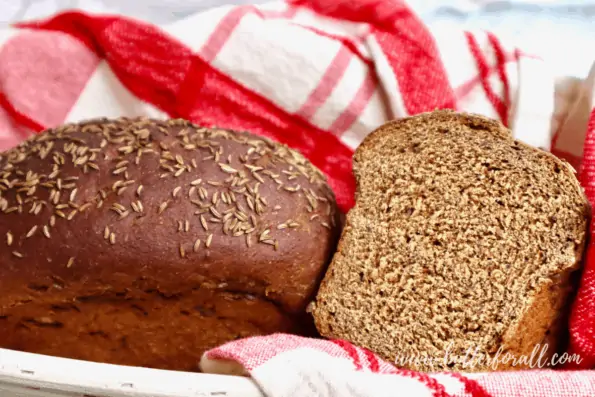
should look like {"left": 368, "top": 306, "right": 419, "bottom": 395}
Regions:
{"left": 311, "top": 110, "right": 590, "bottom": 372}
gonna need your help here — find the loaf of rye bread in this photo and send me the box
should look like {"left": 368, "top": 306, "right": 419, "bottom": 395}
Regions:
{"left": 0, "top": 117, "right": 340, "bottom": 371}
{"left": 311, "top": 110, "right": 590, "bottom": 372}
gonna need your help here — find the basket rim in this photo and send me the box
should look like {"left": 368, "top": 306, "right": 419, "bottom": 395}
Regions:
{"left": 0, "top": 347, "right": 264, "bottom": 397}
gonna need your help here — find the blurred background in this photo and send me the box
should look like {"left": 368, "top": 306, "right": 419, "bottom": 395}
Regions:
{"left": 0, "top": 0, "right": 593, "bottom": 80}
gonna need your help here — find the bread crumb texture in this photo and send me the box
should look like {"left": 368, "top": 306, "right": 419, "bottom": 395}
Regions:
{"left": 312, "top": 110, "right": 589, "bottom": 372}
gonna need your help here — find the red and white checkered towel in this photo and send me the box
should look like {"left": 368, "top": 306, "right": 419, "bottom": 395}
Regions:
{"left": 1, "top": 0, "right": 595, "bottom": 395}
{"left": 201, "top": 333, "right": 595, "bottom": 397}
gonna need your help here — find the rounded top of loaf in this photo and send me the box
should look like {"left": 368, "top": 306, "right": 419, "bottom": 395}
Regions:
{"left": 0, "top": 117, "right": 340, "bottom": 313}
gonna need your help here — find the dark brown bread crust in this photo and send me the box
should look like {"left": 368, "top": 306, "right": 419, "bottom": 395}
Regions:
{"left": 0, "top": 117, "right": 340, "bottom": 371}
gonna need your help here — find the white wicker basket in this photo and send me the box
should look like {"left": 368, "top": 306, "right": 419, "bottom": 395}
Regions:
{"left": 0, "top": 348, "right": 264, "bottom": 397}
